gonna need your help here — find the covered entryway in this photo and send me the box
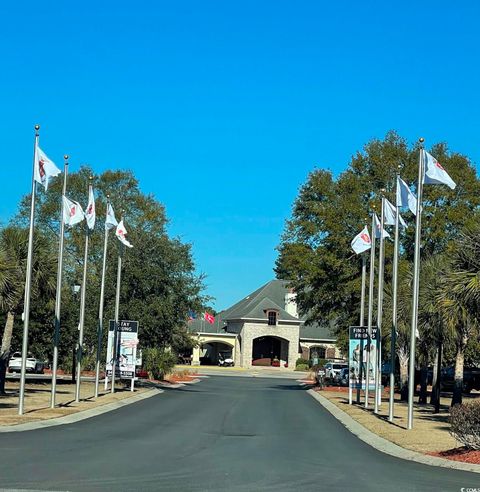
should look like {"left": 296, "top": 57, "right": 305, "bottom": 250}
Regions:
{"left": 252, "top": 336, "right": 289, "bottom": 367}
{"left": 200, "top": 341, "right": 234, "bottom": 365}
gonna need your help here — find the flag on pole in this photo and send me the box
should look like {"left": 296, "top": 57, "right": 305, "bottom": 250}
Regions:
{"left": 105, "top": 203, "right": 118, "bottom": 230}
{"left": 34, "top": 146, "right": 61, "bottom": 191}
{"left": 188, "top": 310, "right": 197, "bottom": 322}
{"left": 397, "top": 177, "right": 417, "bottom": 215}
{"left": 423, "top": 150, "right": 456, "bottom": 190}
{"left": 374, "top": 214, "right": 390, "bottom": 239}
{"left": 351, "top": 226, "right": 371, "bottom": 254}
{"left": 384, "top": 199, "right": 408, "bottom": 229}
{"left": 204, "top": 312, "right": 215, "bottom": 324}
{"left": 85, "top": 187, "right": 96, "bottom": 230}
{"left": 62, "top": 196, "right": 85, "bottom": 226}
{"left": 115, "top": 220, "right": 133, "bottom": 248}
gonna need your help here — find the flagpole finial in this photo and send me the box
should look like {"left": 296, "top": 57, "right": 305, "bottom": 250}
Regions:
{"left": 64, "top": 155, "right": 69, "bottom": 161}
{"left": 106, "top": 194, "right": 110, "bottom": 199}
{"left": 89, "top": 175, "right": 94, "bottom": 181}
{"left": 34, "top": 124, "right": 40, "bottom": 131}
{"left": 419, "top": 137, "right": 425, "bottom": 143}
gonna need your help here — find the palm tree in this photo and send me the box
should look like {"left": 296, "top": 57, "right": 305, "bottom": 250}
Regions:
{"left": 438, "top": 226, "right": 480, "bottom": 406}
{"left": 0, "top": 227, "right": 57, "bottom": 394}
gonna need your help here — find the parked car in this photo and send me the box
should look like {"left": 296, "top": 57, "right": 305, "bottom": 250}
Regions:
{"left": 333, "top": 367, "right": 349, "bottom": 386}
{"left": 8, "top": 352, "right": 44, "bottom": 374}
{"left": 440, "top": 367, "right": 480, "bottom": 393}
{"left": 323, "top": 362, "right": 348, "bottom": 379}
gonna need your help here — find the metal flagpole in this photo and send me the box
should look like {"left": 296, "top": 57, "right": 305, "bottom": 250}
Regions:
{"left": 95, "top": 195, "right": 111, "bottom": 398}
{"left": 75, "top": 176, "right": 93, "bottom": 403}
{"left": 365, "top": 209, "right": 376, "bottom": 409}
{"left": 356, "top": 251, "right": 367, "bottom": 404}
{"left": 374, "top": 194, "right": 386, "bottom": 414}
{"left": 50, "top": 156, "right": 69, "bottom": 408}
{"left": 389, "top": 170, "right": 401, "bottom": 422}
{"left": 407, "top": 138, "right": 425, "bottom": 430}
{"left": 18, "top": 125, "right": 40, "bottom": 416}
{"left": 111, "top": 213, "right": 125, "bottom": 394}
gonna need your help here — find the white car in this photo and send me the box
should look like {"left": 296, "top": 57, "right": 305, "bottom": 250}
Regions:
{"left": 8, "top": 352, "right": 45, "bottom": 374}
{"left": 323, "top": 362, "right": 348, "bottom": 379}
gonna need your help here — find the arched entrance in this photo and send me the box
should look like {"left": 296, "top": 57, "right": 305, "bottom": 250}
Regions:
{"left": 252, "top": 336, "right": 289, "bottom": 367}
{"left": 200, "top": 341, "right": 234, "bottom": 365}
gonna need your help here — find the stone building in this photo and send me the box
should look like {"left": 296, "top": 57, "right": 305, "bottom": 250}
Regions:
{"left": 187, "top": 279, "right": 341, "bottom": 368}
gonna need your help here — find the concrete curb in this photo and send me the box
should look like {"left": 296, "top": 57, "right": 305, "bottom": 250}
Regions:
{"left": 0, "top": 388, "right": 163, "bottom": 433}
{"left": 307, "top": 389, "right": 480, "bottom": 474}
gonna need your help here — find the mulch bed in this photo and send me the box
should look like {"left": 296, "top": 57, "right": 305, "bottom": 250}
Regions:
{"left": 427, "top": 447, "right": 480, "bottom": 464}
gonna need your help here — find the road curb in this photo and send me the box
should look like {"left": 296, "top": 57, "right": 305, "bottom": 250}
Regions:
{"left": 307, "top": 388, "right": 480, "bottom": 475}
{"left": 0, "top": 388, "right": 163, "bottom": 433}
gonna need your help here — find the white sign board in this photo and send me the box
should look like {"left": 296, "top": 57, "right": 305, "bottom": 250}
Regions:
{"left": 106, "top": 320, "right": 139, "bottom": 379}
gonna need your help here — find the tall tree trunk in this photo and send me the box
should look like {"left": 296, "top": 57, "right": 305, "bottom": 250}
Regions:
{"left": 451, "top": 340, "right": 466, "bottom": 406}
{"left": 430, "top": 344, "right": 439, "bottom": 406}
{"left": 0, "top": 311, "right": 15, "bottom": 395}
{"left": 418, "top": 362, "right": 428, "bottom": 404}
{"left": 398, "top": 347, "right": 409, "bottom": 401}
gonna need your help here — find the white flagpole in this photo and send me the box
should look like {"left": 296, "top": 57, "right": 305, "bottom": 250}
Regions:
{"left": 356, "top": 250, "right": 367, "bottom": 404}
{"left": 50, "top": 155, "right": 69, "bottom": 408}
{"left": 365, "top": 209, "right": 376, "bottom": 409}
{"left": 75, "top": 176, "right": 93, "bottom": 403}
{"left": 18, "top": 124, "right": 40, "bottom": 416}
{"left": 407, "top": 138, "right": 425, "bottom": 430}
{"left": 374, "top": 195, "right": 386, "bottom": 414}
{"left": 389, "top": 169, "right": 401, "bottom": 422}
{"left": 111, "top": 213, "right": 125, "bottom": 394}
{"left": 95, "top": 196, "right": 111, "bottom": 398}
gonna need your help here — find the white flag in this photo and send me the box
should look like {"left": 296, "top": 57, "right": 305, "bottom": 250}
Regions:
{"left": 116, "top": 220, "right": 133, "bottom": 248}
{"left": 396, "top": 177, "right": 417, "bottom": 215}
{"left": 85, "top": 187, "right": 96, "bottom": 230}
{"left": 351, "top": 226, "right": 371, "bottom": 255}
{"left": 384, "top": 199, "right": 408, "bottom": 229}
{"left": 62, "top": 196, "right": 85, "bottom": 226}
{"left": 423, "top": 150, "right": 456, "bottom": 190}
{"left": 374, "top": 214, "right": 390, "bottom": 239}
{"left": 34, "top": 146, "right": 61, "bottom": 191}
{"left": 105, "top": 203, "right": 118, "bottom": 230}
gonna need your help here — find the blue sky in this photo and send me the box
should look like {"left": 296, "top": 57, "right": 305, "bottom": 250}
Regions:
{"left": 1, "top": 1, "right": 479, "bottom": 310}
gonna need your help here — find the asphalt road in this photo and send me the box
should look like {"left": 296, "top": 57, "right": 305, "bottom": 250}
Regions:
{"left": 0, "top": 376, "right": 478, "bottom": 492}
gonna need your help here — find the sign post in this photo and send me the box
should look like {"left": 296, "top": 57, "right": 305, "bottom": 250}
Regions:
{"left": 106, "top": 320, "right": 139, "bottom": 389}
{"left": 349, "top": 326, "right": 378, "bottom": 395}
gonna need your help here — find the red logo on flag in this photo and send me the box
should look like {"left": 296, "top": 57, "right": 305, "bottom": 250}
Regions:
{"left": 70, "top": 205, "right": 76, "bottom": 217}
{"left": 434, "top": 158, "right": 445, "bottom": 171}
{"left": 360, "top": 233, "right": 370, "bottom": 243}
{"left": 39, "top": 159, "right": 46, "bottom": 179}
{"left": 87, "top": 204, "right": 94, "bottom": 215}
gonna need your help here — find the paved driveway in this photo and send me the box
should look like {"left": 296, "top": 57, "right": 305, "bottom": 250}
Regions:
{"left": 0, "top": 376, "right": 478, "bottom": 491}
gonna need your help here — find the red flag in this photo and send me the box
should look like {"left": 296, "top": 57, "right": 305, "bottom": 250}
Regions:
{"left": 204, "top": 312, "right": 215, "bottom": 324}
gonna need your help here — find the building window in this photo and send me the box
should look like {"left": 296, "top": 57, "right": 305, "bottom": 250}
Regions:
{"left": 267, "top": 311, "right": 277, "bottom": 326}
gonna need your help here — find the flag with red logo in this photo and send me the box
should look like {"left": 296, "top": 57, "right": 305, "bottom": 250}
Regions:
{"left": 33, "top": 145, "right": 61, "bottom": 191}
{"left": 115, "top": 219, "right": 133, "bottom": 248}
{"left": 62, "top": 196, "right": 85, "bottom": 226}
{"left": 105, "top": 203, "right": 118, "bottom": 230}
{"left": 351, "top": 226, "right": 371, "bottom": 255}
{"left": 204, "top": 312, "right": 215, "bottom": 324}
{"left": 423, "top": 150, "right": 456, "bottom": 190}
{"left": 85, "top": 186, "right": 96, "bottom": 230}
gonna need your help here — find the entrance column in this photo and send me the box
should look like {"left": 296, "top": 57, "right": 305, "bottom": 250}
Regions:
{"left": 192, "top": 345, "right": 201, "bottom": 366}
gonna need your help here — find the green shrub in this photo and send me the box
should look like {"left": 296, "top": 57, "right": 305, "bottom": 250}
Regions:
{"left": 449, "top": 401, "right": 480, "bottom": 450}
{"left": 143, "top": 348, "right": 177, "bottom": 380}
{"left": 295, "top": 363, "right": 309, "bottom": 371}
{"left": 296, "top": 357, "right": 310, "bottom": 367}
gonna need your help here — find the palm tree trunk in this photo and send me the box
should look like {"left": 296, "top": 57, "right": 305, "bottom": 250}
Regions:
{"left": 451, "top": 341, "right": 466, "bottom": 406}
{"left": 398, "top": 348, "right": 409, "bottom": 401}
{"left": 430, "top": 345, "right": 439, "bottom": 406}
{"left": 418, "top": 362, "right": 428, "bottom": 404}
{"left": 0, "top": 311, "right": 15, "bottom": 395}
